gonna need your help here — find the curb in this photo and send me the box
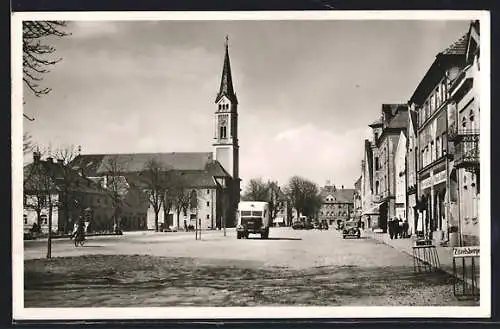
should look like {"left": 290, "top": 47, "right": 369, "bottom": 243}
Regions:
{"left": 365, "top": 231, "right": 478, "bottom": 289}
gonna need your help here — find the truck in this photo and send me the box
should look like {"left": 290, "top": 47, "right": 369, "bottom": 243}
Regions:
{"left": 236, "top": 201, "right": 270, "bottom": 239}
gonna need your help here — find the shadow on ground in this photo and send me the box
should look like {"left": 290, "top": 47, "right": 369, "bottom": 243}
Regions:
{"left": 24, "top": 254, "right": 478, "bottom": 307}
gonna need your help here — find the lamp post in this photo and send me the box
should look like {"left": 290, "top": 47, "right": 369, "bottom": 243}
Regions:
{"left": 215, "top": 176, "right": 227, "bottom": 237}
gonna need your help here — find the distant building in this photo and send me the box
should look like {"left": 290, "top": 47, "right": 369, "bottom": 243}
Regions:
{"left": 394, "top": 130, "right": 407, "bottom": 225}
{"left": 368, "top": 104, "right": 409, "bottom": 232}
{"left": 23, "top": 152, "right": 114, "bottom": 234}
{"left": 319, "top": 184, "right": 355, "bottom": 226}
{"left": 406, "top": 107, "right": 419, "bottom": 236}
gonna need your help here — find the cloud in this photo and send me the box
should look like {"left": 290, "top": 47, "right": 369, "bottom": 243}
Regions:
{"left": 240, "top": 123, "right": 369, "bottom": 190}
{"left": 70, "top": 21, "right": 120, "bottom": 38}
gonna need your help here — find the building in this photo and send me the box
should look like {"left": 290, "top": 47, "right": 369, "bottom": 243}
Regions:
{"left": 409, "top": 32, "right": 468, "bottom": 243}
{"left": 353, "top": 176, "right": 362, "bottom": 224}
{"left": 395, "top": 130, "right": 407, "bottom": 226}
{"left": 368, "top": 104, "right": 409, "bottom": 232}
{"left": 70, "top": 38, "right": 241, "bottom": 231}
{"left": 406, "top": 107, "right": 419, "bottom": 237}
{"left": 319, "top": 184, "right": 355, "bottom": 226}
{"left": 23, "top": 152, "right": 114, "bottom": 234}
{"left": 360, "top": 139, "right": 379, "bottom": 230}
{"left": 449, "top": 20, "right": 481, "bottom": 246}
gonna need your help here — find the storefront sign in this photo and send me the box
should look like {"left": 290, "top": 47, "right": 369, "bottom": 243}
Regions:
{"left": 453, "top": 246, "right": 480, "bottom": 258}
{"left": 420, "top": 170, "right": 447, "bottom": 190}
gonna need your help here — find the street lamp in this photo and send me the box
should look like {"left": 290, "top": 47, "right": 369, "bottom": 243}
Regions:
{"left": 214, "top": 175, "right": 227, "bottom": 237}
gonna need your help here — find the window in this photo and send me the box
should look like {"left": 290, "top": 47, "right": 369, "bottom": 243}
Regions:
{"left": 218, "top": 104, "right": 222, "bottom": 110}
{"left": 97, "top": 198, "right": 100, "bottom": 204}
{"left": 41, "top": 214, "right": 47, "bottom": 225}
{"left": 206, "top": 214, "right": 210, "bottom": 219}
{"left": 219, "top": 126, "right": 227, "bottom": 139}
{"left": 436, "top": 136, "right": 441, "bottom": 159}
{"left": 206, "top": 201, "right": 210, "bottom": 207}
{"left": 207, "top": 189, "right": 210, "bottom": 194}
{"left": 375, "top": 157, "right": 379, "bottom": 170}
{"left": 375, "top": 181, "right": 380, "bottom": 194}
{"left": 462, "top": 117, "right": 467, "bottom": 128}
{"left": 23, "top": 214, "right": 27, "bottom": 225}
{"left": 374, "top": 132, "right": 378, "bottom": 141}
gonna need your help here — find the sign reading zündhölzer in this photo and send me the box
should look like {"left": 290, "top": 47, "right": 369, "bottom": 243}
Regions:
{"left": 453, "top": 246, "right": 480, "bottom": 258}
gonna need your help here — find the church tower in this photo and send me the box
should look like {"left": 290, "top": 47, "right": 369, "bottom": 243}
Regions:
{"left": 214, "top": 36, "right": 239, "bottom": 184}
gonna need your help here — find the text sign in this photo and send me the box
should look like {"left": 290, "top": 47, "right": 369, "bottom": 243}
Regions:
{"left": 453, "top": 246, "right": 480, "bottom": 258}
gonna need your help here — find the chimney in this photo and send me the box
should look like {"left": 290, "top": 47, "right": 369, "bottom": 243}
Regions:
{"left": 33, "top": 152, "right": 40, "bottom": 163}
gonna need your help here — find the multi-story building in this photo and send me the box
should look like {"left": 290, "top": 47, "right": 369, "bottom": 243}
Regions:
{"left": 394, "top": 130, "right": 407, "bottom": 225}
{"left": 449, "top": 20, "right": 481, "bottom": 246}
{"left": 353, "top": 176, "right": 362, "bottom": 224}
{"left": 406, "top": 108, "right": 419, "bottom": 236}
{"left": 360, "top": 140, "right": 379, "bottom": 230}
{"left": 319, "top": 184, "right": 355, "bottom": 226}
{"left": 409, "top": 32, "right": 468, "bottom": 243}
{"left": 368, "top": 104, "right": 409, "bottom": 232}
{"left": 23, "top": 152, "right": 115, "bottom": 234}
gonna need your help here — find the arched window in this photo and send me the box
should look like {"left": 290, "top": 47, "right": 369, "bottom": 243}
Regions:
{"left": 469, "top": 109, "right": 474, "bottom": 122}
{"left": 462, "top": 116, "right": 467, "bottom": 128}
{"left": 218, "top": 104, "right": 222, "bottom": 110}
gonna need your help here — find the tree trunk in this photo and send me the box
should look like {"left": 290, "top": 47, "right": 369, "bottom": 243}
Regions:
{"left": 154, "top": 210, "right": 159, "bottom": 232}
{"left": 46, "top": 203, "right": 52, "bottom": 259}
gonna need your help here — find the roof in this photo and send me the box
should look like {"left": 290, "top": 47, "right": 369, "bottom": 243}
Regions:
{"left": 409, "top": 32, "right": 468, "bottom": 105}
{"left": 368, "top": 117, "right": 383, "bottom": 127}
{"left": 320, "top": 186, "right": 355, "bottom": 203}
{"left": 71, "top": 152, "right": 229, "bottom": 177}
{"left": 387, "top": 106, "right": 409, "bottom": 129}
{"left": 441, "top": 33, "right": 469, "bottom": 55}
{"left": 215, "top": 41, "right": 238, "bottom": 105}
{"left": 24, "top": 159, "right": 107, "bottom": 195}
{"left": 409, "top": 109, "right": 418, "bottom": 134}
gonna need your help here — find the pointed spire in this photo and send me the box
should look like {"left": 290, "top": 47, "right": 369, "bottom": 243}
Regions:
{"left": 216, "top": 35, "right": 238, "bottom": 105}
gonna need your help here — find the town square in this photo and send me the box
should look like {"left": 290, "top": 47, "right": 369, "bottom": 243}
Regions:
{"left": 16, "top": 14, "right": 486, "bottom": 316}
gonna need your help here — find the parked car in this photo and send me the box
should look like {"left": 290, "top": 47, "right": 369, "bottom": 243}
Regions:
{"left": 342, "top": 221, "right": 361, "bottom": 239}
{"left": 304, "top": 221, "right": 314, "bottom": 230}
{"left": 292, "top": 221, "right": 305, "bottom": 230}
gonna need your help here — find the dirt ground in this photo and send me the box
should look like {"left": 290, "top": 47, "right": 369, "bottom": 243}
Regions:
{"left": 24, "top": 229, "right": 478, "bottom": 307}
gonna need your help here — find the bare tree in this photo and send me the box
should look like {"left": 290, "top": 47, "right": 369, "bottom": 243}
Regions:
{"left": 267, "top": 180, "right": 284, "bottom": 220}
{"left": 53, "top": 145, "right": 79, "bottom": 233}
{"left": 161, "top": 171, "right": 183, "bottom": 230}
{"left": 284, "top": 176, "right": 322, "bottom": 220}
{"left": 142, "top": 158, "right": 165, "bottom": 232}
{"left": 242, "top": 178, "right": 270, "bottom": 201}
{"left": 23, "top": 154, "right": 58, "bottom": 258}
{"left": 23, "top": 133, "right": 34, "bottom": 155}
{"left": 23, "top": 21, "right": 70, "bottom": 98}
{"left": 102, "top": 156, "right": 128, "bottom": 231}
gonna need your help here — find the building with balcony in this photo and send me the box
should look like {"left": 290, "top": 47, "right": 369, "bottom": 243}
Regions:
{"left": 449, "top": 20, "right": 480, "bottom": 246}
{"left": 409, "top": 31, "right": 469, "bottom": 244}
{"left": 368, "top": 104, "right": 409, "bottom": 232}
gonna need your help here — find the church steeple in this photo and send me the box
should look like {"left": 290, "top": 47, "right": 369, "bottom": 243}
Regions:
{"left": 216, "top": 36, "right": 238, "bottom": 105}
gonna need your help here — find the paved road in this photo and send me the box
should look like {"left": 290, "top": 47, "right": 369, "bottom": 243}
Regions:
{"left": 24, "top": 228, "right": 476, "bottom": 306}
{"left": 25, "top": 228, "right": 413, "bottom": 269}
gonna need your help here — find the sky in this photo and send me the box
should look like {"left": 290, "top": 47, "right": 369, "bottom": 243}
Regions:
{"left": 22, "top": 18, "right": 471, "bottom": 190}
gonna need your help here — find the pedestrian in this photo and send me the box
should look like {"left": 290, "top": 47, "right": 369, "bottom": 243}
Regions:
{"left": 398, "top": 218, "right": 404, "bottom": 238}
{"left": 388, "top": 218, "right": 394, "bottom": 239}
{"left": 184, "top": 219, "right": 188, "bottom": 232}
{"left": 403, "top": 219, "right": 409, "bottom": 238}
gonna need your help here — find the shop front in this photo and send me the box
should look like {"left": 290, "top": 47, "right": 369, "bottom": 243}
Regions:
{"left": 419, "top": 166, "right": 448, "bottom": 242}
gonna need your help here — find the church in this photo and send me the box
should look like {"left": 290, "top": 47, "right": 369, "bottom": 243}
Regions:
{"left": 69, "top": 38, "right": 241, "bottom": 231}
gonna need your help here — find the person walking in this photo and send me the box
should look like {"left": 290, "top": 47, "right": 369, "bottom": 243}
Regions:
{"left": 398, "top": 218, "right": 404, "bottom": 239}
{"left": 403, "top": 219, "right": 409, "bottom": 238}
{"left": 388, "top": 218, "right": 394, "bottom": 239}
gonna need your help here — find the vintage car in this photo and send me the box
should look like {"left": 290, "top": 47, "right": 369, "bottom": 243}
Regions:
{"left": 342, "top": 221, "right": 361, "bottom": 239}
{"left": 292, "top": 221, "right": 305, "bottom": 230}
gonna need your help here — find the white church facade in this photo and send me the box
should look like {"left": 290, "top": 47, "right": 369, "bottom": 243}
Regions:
{"left": 68, "top": 38, "right": 241, "bottom": 231}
